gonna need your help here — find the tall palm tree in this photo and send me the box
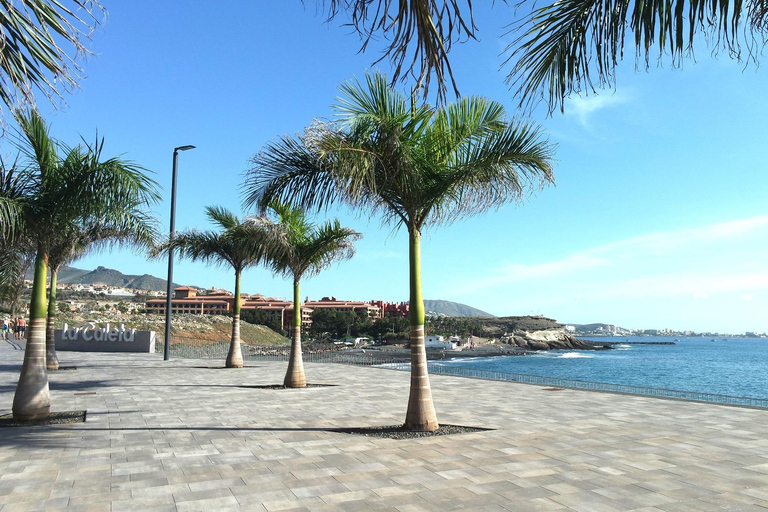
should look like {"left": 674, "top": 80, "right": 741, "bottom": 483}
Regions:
{"left": 506, "top": 0, "right": 768, "bottom": 112}
{"left": 0, "top": 1, "right": 105, "bottom": 120}
{"left": 245, "top": 72, "right": 555, "bottom": 430}
{"left": 45, "top": 213, "right": 158, "bottom": 370}
{"left": 153, "top": 206, "right": 282, "bottom": 368}
{"left": 4, "top": 110, "right": 159, "bottom": 420}
{"left": 262, "top": 201, "right": 359, "bottom": 388}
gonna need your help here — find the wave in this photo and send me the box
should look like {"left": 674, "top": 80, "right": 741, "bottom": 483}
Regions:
{"left": 557, "top": 352, "right": 594, "bottom": 359}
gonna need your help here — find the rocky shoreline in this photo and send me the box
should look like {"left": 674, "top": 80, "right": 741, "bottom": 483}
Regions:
{"left": 351, "top": 328, "right": 607, "bottom": 362}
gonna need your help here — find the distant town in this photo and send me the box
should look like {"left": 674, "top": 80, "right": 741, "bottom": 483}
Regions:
{"left": 25, "top": 278, "right": 767, "bottom": 338}
{"left": 566, "top": 323, "right": 768, "bottom": 339}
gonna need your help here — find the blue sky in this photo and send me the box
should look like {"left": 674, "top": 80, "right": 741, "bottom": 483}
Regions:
{"left": 4, "top": 2, "right": 767, "bottom": 333}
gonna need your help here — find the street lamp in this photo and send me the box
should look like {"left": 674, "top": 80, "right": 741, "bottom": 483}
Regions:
{"left": 164, "top": 145, "right": 196, "bottom": 361}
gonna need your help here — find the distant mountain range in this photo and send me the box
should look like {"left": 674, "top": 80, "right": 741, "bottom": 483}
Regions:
{"left": 424, "top": 300, "right": 494, "bottom": 318}
{"left": 27, "top": 265, "right": 181, "bottom": 291}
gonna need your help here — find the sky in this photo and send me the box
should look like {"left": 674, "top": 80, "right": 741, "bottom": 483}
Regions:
{"left": 3, "top": 2, "right": 767, "bottom": 334}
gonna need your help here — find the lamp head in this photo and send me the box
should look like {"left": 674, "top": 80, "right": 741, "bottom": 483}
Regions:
{"left": 174, "top": 145, "right": 196, "bottom": 152}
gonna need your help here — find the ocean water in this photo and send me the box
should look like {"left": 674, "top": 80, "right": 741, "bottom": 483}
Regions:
{"left": 430, "top": 336, "right": 768, "bottom": 399}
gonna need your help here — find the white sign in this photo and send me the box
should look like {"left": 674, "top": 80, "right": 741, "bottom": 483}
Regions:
{"left": 62, "top": 322, "right": 135, "bottom": 342}
{"left": 55, "top": 323, "right": 155, "bottom": 353}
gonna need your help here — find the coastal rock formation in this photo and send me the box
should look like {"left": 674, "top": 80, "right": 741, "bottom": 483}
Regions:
{"left": 501, "top": 329, "right": 597, "bottom": 351}
{"left": 466, "top": 315, "right": 598, "bottom": 351}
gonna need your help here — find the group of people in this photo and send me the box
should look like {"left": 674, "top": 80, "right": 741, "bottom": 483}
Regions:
{"left": 2, "top": 316, "right": 26, "bottom": 341}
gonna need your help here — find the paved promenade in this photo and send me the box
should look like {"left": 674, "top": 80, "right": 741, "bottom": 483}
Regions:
{"left": 3, "top": 344, "right": 768, "bottom": 511}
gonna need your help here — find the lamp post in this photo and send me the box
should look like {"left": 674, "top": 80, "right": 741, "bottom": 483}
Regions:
{"left": 164, "top": 145, "right": 195, "bottom": 361}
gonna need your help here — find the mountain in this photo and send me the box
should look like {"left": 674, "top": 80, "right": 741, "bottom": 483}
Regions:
{"left": 424, "top": 299, "right": 495, "bottom": 318}
{"left": 27, "top": 265, "right": 182, "bottom": 291}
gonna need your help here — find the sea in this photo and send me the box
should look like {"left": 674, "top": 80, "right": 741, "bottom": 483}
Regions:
{"left": 429, "top": 336, "right": 768, "bottom": 399}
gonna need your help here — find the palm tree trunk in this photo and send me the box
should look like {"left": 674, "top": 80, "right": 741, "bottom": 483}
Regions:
{"left": 46, "top": 268, "right": 60, "bottom": 370}
{"left": 12, "top": 250, "right": 50, "bottom": 420}
{"left": 404, "top": 228, "right": 439, "bottom": 431}
{"left": 284, "top": 278, "right": 306, "bottom": 388}
{"left": 226, "top": 270, "right": 244, "bottom": 368}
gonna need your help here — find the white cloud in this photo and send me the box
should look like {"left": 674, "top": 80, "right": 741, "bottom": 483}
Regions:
{"left": 565, "top": 92, "right": 630, "bottom": 128}
{"left": 454, "top": 214, "right": 768, "bottom": 301}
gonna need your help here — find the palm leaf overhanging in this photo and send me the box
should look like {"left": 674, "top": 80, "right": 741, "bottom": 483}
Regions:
{"left": 0, "top": 1, "right": 105, "bottom": 118}
{"left": 505, "top": 0, "right": 768, "bottom": 112}
{"left": 245, "top": 71, "right": 555, "bottom": 429}
{"left": 318, "top": 0, "right": 477, "bottom": 103}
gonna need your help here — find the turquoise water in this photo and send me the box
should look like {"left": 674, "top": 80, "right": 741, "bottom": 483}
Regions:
{"left": 430, "top": 336, "right": 768, "bottom": 399}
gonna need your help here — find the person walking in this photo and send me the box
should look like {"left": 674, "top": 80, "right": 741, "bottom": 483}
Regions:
{"left": 1, "top": 318, "right": 8, "bottom": 341}
{"left": 17, "top": 316, "right": 26, "bottom": 339}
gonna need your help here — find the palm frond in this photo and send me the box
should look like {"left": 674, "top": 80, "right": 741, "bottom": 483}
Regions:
{"left": 505, "top": 0, "right": 766, "bottom": 112}
{"left": 205, "top": 206, "right": 240, "bottom": 231}
{"left": 155, "top": 205, "right": 285, "bottom": 275}
{"left": 244, "top": 130, "right": 347, "bottom": 213}
{"left": 0, "top": 0, "right": 105, "bottom": 118}
{"left": 317, "top": 0, "right": 477, "bottom": 103}
{"left": 247, "top": 71, "right": 556, "bottom": 235}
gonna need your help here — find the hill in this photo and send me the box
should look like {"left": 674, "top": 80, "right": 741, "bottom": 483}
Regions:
{"left": 424, "top": 299, "right": 494, "bottom": 318}
{"left": 28, "top": 265, "right": 183, "bottom": 291}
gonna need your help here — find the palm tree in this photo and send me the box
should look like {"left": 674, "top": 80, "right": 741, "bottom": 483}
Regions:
{"left": 245, "top": 72, "right": 555, "bottom": 430}
{"left": 0, "top": 1, "right": 105, "bottom": 119}
{"left": 262, "top": 201, "right": 359, "bottom": 388}
{"left": 45, "top": 213, "right": 158, "bottom": 370}
{"left": 506, "top": 0, "right": 768, "bottom": 112}
{"left": 153, "top": 206, "right": 282, "bottom": 368}
{"left": 4, "top": 110, "right": 159, "bottom": 420}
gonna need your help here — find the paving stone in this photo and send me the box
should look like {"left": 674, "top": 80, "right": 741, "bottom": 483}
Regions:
{"left": 3, "top": 348, "right": 768, "bottom": 511}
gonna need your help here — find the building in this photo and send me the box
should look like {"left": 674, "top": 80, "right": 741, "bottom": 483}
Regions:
{"left": 305, "top": 297, "right": 381, "bottom": 319}
{"left": 145, "top": 290, "right": 406, "bottom": 331}
{"left": 145, "top": 288, "right": 313, "bottom": 331}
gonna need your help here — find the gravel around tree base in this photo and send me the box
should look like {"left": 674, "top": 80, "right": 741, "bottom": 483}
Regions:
{"left": 0, "top": 410, "right": 86, "bottom": 428}
{"left": 335, "top": 424, "right": 492, "bottom": 440}
{"left": 248, "top": 383, "right": 337, "bottom": 389}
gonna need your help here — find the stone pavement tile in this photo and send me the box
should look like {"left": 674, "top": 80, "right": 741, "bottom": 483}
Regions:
{"left": 371, "top": 484, "right": 428, "bottom": 497}
{"left": 66, "top": 489, "right": 132, "bottom": 506}
{"left": 262, "top": 496, "right": 324, "bottom": 511}
{"left": 548, "top": 490, "right": 634, "bottom": 512}
{"left": 312, "top": 499, "right": 379, "bottom": 511}
{"left": 187, "top": 476, "right": 246, "bottom": 492}
{"left": 111, "top": 476, "right": 168, "bottom": 491}
{"left": 360, "top": 492, "right": 431, "bottom": 510}
{"left": 174, "top": 494, "right": 241, "bottom": 512}
{"left": 738, "top": 486, "right": 768, "bottom": 502}
{"left": 318, "top": 488, "right": 378, "bottom": 505}
{"left": 47, "top": 504, "right": 111, "bottom": 512}
{"left": 657, "top": 499, "right": 750, "bottom": 511}
{"left": 333, "top": 473, "right": 397, "bottom": 492}
{"left": 129, "top": 482, "right": 190, "bottom": 499}
{"left": 704, "top": 491, "right": 768, "bottom": 510}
